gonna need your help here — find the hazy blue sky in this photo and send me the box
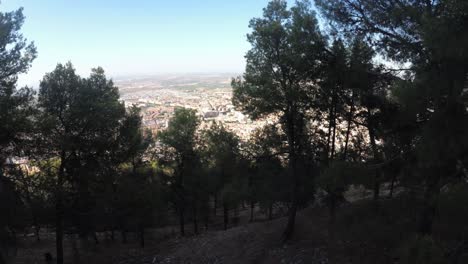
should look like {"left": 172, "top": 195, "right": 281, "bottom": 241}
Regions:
{"left": 1, "top": 0, "right": 300, "bottom": 87}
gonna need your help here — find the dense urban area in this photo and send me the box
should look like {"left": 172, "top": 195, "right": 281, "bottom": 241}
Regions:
{"left": 115, "top": 74, "right": 270, "bottom": 139}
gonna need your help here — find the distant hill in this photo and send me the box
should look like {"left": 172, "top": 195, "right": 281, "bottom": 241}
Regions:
{"left": 114, "top": 73, "right": 238, "bottom": 95}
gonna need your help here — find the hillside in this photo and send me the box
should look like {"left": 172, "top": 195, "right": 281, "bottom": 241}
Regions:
{"left": 10, "top": 189, "right": 468, "bottom": 264}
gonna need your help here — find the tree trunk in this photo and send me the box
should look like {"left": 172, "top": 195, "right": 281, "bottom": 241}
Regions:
{"left": 389, "top": 172, "right": 397, "bottom": 198}
{"left": 283, "top": 150, "right": 299, "bottom": 242}
{"left": 268, "top": 203, "right": 273, "bottom": 220}
{"left": 213, "top": 193, "right": 217, "bottom": 216}
{"left": 34, "top": 223, "right": 40, "bottom": 242}
{"left": 179, "top": 208, "right": 185, "bottom": 236}
{"left": 283, "top": 202, "right": 297, "bottom": 241}
{"left": 331, "top": 104, "right": 337, "bottom": 160}
{"left": 139, "top": 225, "right": 145, "bottom": 248}
{"left": 121, "top": 229, "right": 127, "bottom": 244}
{"left": 329, "top": 193, "right": 336, "bottom": 224}
{"left": 419, "top": 194, "right": 438, "bottom": 235}
{"left": 223, "top": 204, "right": 228, "bottom": 230}
{"left": 373, "top": 178, "right": 381, "bottom": 201}
{"left": 193, "top": 205, "right": 198, "bottom": 235}
{"left": 250, "top": 201, "right": 254, "bottom": 222}
{"left": 367, "top": 121, "right": 382, "bottom": 202}
{"left": 282, "top": 109, "right": 300, "bottom": 242}
{"left": 55, "top": 199, "right": 64, "bottom": 264}
{"left": 343, "top": 93, "right": 355, "bottom": 160}
{"left": 110, "top": 229, "right": 115, "bottom": 242}
{"left": 204, "top": 210, "right": 209, "bottom": 231}
{"left": 326, "top": 109, "right": 333, "bottom": 166}
{"left": 93, "top": 232, "right": 99, "bottom": 245}
{"left": 418, "top": 176, "right": 441, "bottom": 235}
{"left": 56, "top": 152, "right": 65, "bottom": 264}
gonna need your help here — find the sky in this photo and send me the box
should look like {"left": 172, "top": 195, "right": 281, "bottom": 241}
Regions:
{"left": 1, "top": 0, "right": 300, "bottom": 87}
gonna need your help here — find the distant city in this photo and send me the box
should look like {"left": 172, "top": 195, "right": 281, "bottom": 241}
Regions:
{"left": 115, "top": 73, "right": 272, "bottom": 139}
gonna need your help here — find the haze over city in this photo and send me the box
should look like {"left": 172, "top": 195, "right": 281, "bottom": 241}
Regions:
{"left": 2, "top": 0, "right": 297, "bottom": 87}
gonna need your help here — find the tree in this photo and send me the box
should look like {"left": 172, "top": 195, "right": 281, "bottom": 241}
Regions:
{"left": 115, "top": 163, "right": 164, "bottom": 248}
{"left": 347, "top": 39, "right": 393, "bottom": 201}
{"left": 232, "top": 0, "right": 326, "bottom": 240}
{"left": 316, "top": 0, "right": 468, "bottom": 234}
{"left": 158, "top": 108, "right": 200, "bottom": 236}
{"left": 319, "top": 39, "right": 349, "bottom": 165}
{"left": 201, "top": 122, "right": 243, "bottom": 230}
{"left": 246, "top": 125, "right": 287, "bottom": 221}
{"left": 0, "top": 6, "right": 36, "bottom": 264}
{"left": 108, "top": 105, "right": 153, "bottom": 243}
{"left": 0, "top": 7, "right": 37, "bottom": 163}
{"left": 7, "top": 161, "right": 54, "bottom": 242}
{"left": 37, "top": 63, "right": 130, "bottom": 264}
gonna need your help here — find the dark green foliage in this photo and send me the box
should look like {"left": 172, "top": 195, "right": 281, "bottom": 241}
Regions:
{"left": 201, "top": 122, "right": 245, "bottom": 229}
{"left": 0, "top": 8, "right": 36, "bottom": 80}
{"left": 245, "top": 125, "right": 287, "bottom": 220}
{"left": 158, "top": 108, "right": 201, "bottom": 235}
{"left": 0, "top": 5, "right": 37, "bottom": 170}
{"left": 316, "top": 0, "right": 468, "bottom": 235}
{"left": 115, "top": 163, "right": 166, "bottom": 247}
{"left": 233, "top": 0, "right": 326, "bottom": 240}
{"left": 0, "top": 5, "right": 36, "bottom": 264}
{"left": 159, "top": 108, "right": 199, "bottom": 159}
{"left": 36, "top": 62, "right": 149, "bottom": 262}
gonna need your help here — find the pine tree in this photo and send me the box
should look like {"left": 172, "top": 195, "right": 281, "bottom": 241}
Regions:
{"left": 233, "top": 0, "right": 326, "bottom": 241}
{"left": 37, "top": 63, "right": 132, "bottom": 263}
{"left": 0, "top": 6, "right": 36, "bottom": 264}
{"left": 316, "top": 0, "right": 468, "bottom": 234}
{"left": 158, "top": 108, "right": 200, "bottom": 236}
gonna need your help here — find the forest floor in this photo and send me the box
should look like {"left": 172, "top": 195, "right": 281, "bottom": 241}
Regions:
{"left": 8, "top": 186, "right": 468, "bottom": 264}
